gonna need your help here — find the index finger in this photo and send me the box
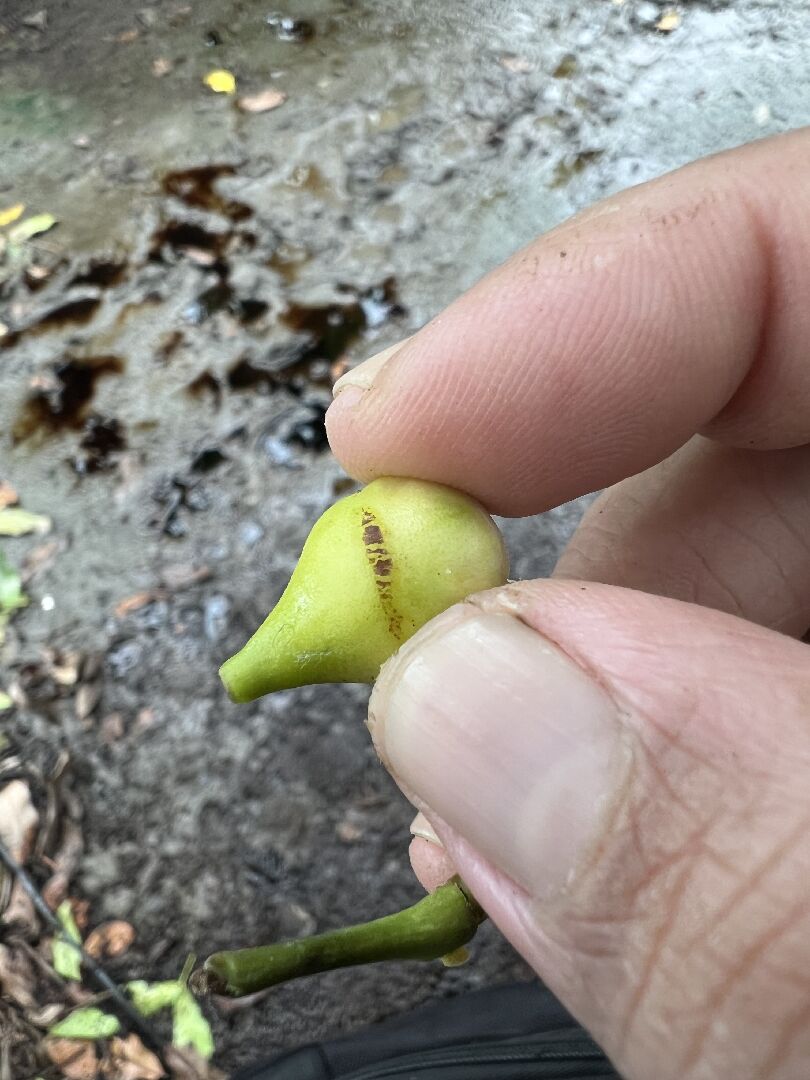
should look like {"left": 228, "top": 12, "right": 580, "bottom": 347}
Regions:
{"left": 326, "top": 129, "right": 810, "bottom": 516}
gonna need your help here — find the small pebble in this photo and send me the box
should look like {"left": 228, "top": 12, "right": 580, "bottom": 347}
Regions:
{"left": 204, "top": 594, "right": 230, "bottom": 641}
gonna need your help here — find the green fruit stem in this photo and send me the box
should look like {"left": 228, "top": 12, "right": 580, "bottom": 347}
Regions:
{"left": 195, "top": 879, "right": 485, "bottom": 998}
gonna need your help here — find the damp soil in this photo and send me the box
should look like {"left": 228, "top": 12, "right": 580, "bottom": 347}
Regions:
{"left": 1, "top": 0, "right": 809, "bottom": 1074}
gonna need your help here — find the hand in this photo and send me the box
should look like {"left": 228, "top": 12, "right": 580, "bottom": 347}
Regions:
{"left": 325, "top": 129, "right": 810, "bottom": 1080}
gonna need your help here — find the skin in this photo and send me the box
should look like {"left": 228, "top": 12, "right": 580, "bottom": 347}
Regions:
{"left": 326, "top": 129, "right": 810, "bottom": 1079}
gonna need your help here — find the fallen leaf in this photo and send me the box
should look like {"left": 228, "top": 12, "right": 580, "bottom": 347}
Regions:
{"left": 499, "top": 54, "right": 533, "bottom": 73}
{"left": 237, "top": 88, "right": 287, "bottom": 113}
{"left": 45, "top": 1038, "right": 99, "bottom": 1080}
{"left": 0, "top": 507, "right": 51, "bottom": 537}
{"left": 203, "top": 69, "right": 237, "bottom": 94}
{"left": 117, "top": 28, "right": 141, "bottom": 43}
{"left": 114, "top": 590, "right": 162, "bottom": 617}
{"left": 0, "top": 482, "right": 19, "bottom": 509}
{"left": 0, "top": 551, "right": 27, "bottom": 643}
{"left": 42, "top": 820, "right": 84, "bottom": 910}
{"left": 53, "top": 900, "right": 82, "bottom": 981}
{"left": 152, "top": 57, "right": 173, "bottom": 77}
{"left": 22, "top": 10, "right": 48, "bottom": 30}
{"left": 173, "top": 987, "right": 214, "bottom": 1059}
{"left": 85, "top": 920, "right": 136, "bottom": 959}
{"left": 163, "top": 1045, "right": 226, "bottom": 1080}
{"left": 50, "top": 1006, "right": 121, "bottom": 1039}
{"left": 8, "top": 213, "right": 58, "bottom": 244}
{"left": 41, "top": 647, "right": 83, "bottom": 687}
{"left": 0, "top": 203, "right": 25, "bottom": 228}
{"left": 128, "top": 978, "right": 181, "bottom": 1016}
{"left": 0, "top": 779, "right": 39, "bottom": 861}
{"left": 100, "top": 711, "right": 126, "bottom": 743}
{"left": 0, "top": 942, "right": 38, "bottom": 1009}
{"left": 656, "top": 10, "right": 681, "bottom": 31}
{"left": 71, "top": 897, "right": 92, "bottom": 932}
{"left": 30, "top": 1001, "right": 66, "bottom": 1028}
{"left": 75, "top": 682, "right": 102, "bottom": 722}
{"left": 102, "top": 1034, "right": 165, "bottom": 1080}
{"left": 160, "top": 564, "right": 211, "bottom": 591}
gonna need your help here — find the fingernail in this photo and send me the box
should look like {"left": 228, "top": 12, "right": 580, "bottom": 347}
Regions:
{"left": 332, "top": 339, "right": 408, "bottom": 397}
{"left": 371, "top": 609, "right": 626, "bottom": 898}
{"left": 410, "top": 811, "right": 443, "bottom": 846}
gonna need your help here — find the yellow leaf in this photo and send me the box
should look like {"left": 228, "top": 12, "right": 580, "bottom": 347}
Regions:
{"left": 0, "top": 508, "right": 51, "bottom": 537}
{"left": 8, "top": 213, "right": 58, "bottom": 244}
{"left": 656, "top": 10, "right": 681, "bottom": 31}
{"left": 0, "top": 203, "right": 25, "bottom": 228}
{"left": 204, "top": 69, "right": 237, "bottom": 94}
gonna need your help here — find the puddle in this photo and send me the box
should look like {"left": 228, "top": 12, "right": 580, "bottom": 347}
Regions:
{"left": 69, "top": 259, "right": 129, "bottom": 289}
{"left": 12, "top": 355, "right": 125, "bottom": 442}
{"left": 71, "top": 414, "right": 127, "bottom": 474}
{"left": 160, "top": 165, "right": 252, "bottom": 223}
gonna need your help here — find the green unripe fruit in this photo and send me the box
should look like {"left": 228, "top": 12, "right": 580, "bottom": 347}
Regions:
{"left": 219, "top": 476, "right": 508, "bottom": 703}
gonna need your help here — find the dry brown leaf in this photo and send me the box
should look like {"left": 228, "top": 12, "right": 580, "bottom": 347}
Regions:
{"left": 163, "top": 1046, "right": 226, "bottom": 1080}
{"left": 117, "top": 27, "right": 140, "bottom": 43}
{"left": 0, "top": 943, "right": 38, "bottom": 1009}
{"left": 42, "top": 647, "right": 83, "bottom": 687}
{"left": 160, "top": 564, "right": 212, "bottom": 591}
{"left": 41, "top": 820, "right": 84, "bottom": 910}
{"left": 75, "top": 682, "right": 102, "bottom": 722}
{"left": 46, "top": 1037, "right": 99, "bottom": 1080}
{"left": 102, "top": 1034, "right": 165, "bottom": 1079}
{"left": 85, "top": 920, "right": 136, "bottom": 959}
{"left": 237, "top": 88, "right": 287, "bottom": 113}
{"left": 114, "top": 591, "right": 163, "bottom": 618}
{"left": 0, "top": 780, "right": 39, "bottom": 862}
{"left": 152, "top": 57, "right": 173, "bottom": 77}
{"left": 30, "top": 1001, "right": 66, "bottom": 1028}
{"left": 0, "top": 481, "right": 18, "bottom": 509}
{"left": 100, "top": 712, "right": 126, "bottom": 744}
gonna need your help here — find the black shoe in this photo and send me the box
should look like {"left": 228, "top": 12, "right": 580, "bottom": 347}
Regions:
{"left": 234, "top": 980, "right": 618, "bottom": 1080}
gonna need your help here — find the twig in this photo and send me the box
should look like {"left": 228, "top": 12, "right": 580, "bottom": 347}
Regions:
{"left": 0, "top": 838, "right": 167, "bottom": 1063}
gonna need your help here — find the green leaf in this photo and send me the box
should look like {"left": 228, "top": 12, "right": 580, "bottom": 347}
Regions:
{"left": 172, "top": 987, "right": 214, "bottom": 1059}
{"left": 8, "top": 213, "right": 57, "bottom": 244}
{"left": 0, "top": 551, "right": 28, "bottom": 644}
{"left": 52, "top": 900, "right": 82, "bottom": 981}
{"left": 0, "top": 551, "right": 27, "bottom": 612}
{"left": 127, "top": 978, "right": 180, "bottom": 1016}
{"left": 0, "top": 693, "right": 12, "bottom": 712}
{"left": 50, "top": 1006, "right": 120, "bottom": 1039}
{"left": 0, "top": 508, "right": 51, "bottom": 537}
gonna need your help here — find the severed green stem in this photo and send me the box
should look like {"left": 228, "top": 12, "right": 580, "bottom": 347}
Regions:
{"left": 192, "top": 878, "right": 485, "bottom": 998}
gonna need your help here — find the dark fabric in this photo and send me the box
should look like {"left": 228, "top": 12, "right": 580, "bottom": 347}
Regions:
{"left": 234, "top": 981, "right": 620, "bottom": 1080}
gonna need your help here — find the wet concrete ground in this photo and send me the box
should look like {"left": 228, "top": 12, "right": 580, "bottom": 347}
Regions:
{"left": 2, "top": 0, "right": 810, "bottom": 1072}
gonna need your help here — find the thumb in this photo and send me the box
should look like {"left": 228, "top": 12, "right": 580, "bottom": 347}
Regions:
{"left": 369, "top": 581, "right": 810, "bottom": 1080}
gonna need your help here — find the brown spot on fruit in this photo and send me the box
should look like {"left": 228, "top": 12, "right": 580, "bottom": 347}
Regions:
{"left": 363, "top": 524, "right": 383, "bottom": 546}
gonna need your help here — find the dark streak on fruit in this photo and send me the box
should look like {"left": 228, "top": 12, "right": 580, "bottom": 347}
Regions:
{"left": 360, "top": 509, "right": 402, "bottom": 639}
